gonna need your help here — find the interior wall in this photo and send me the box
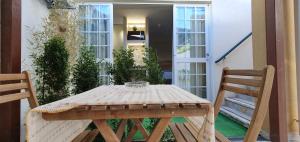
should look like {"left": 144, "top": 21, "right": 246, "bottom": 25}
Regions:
{"left": 21, "top": 0, "right": 49, "bottom": 141}
{"left": 148, "top": 6, "right": 173, "bottom": 71}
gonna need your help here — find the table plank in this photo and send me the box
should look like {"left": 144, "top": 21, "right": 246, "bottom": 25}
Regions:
{"left": 42, "top": 107, "right": 209, "bottom": 120}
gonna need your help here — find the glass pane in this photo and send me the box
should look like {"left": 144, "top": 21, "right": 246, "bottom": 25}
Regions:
{"left": 185, "top": 21, "right": 191, "bottom": 32}
{"left": 177, "top": 33, "right": 185, "bottom": 45}
{"left": 100, "top": 5, "right": 110, "bottom": 18}
{"left": 90, "top": 5, "right": 101, "bottom": 18}
{"left": 190, "top": 63, "right": 197, "bottom": 74}
{"left": 177, "top": 46, "right": 187, "bottom": 58}
{"left": 196, "top": 75, "right": 206, "bottom": 86}
{"left": 195, "top": 20, "right": 205, "bottom": 32}
{"left": 177, "top": 63, "right": 186, "bottom": 88}
{"left": 186, "top": 33, "right": 195, "bottom": 45}
{"left": 196, "top": 7, "right": 205, "bottom": 19}
{"left": 191, "top": 88, "right": 197, "bottom": 95}
{"left": 186, "top": 7, "right": 195, "bottom": 19}
{"left": 176, "top": 20, "right": 185, "bottom": 32}
{"left": 197, "top": 63, "right": 206, "bottom": 74}
{"left": 197, "top": 87, "right": 206, "bottom": 98}
{"left": 90, "top": 19, "right": 110, "bottom": 31}
{"left": 186, "top": 46, "right": 196, "bottom": 58}
{"left": 190, "top": 75, "right": 197, "bottom": 87}
{"left": 195, "top": 33, "right": 205, "bottom": 45}
{"left": 196, "top": 46, "right": 206, "bottom": 58}
{"left": 176, "top": 7, "right": 185, "bottom": 20}
{"left": 98, "top": 33, "right": 109, "bottom": 45}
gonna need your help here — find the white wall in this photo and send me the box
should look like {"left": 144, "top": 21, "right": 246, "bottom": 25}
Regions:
{"left": 21, "top": 0, "right": 49, "bottom": 141}
{"left": 210, "top": 0, "right": 253, "bottom": 101}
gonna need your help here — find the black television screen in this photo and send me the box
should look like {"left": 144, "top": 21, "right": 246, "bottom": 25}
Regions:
{"left": 127, "top": 31, "right": 145, "bottom": 40}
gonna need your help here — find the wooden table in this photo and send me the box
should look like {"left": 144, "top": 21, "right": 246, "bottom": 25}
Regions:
{"left": 27, "top": 85, "right": 212, "bottom": 142}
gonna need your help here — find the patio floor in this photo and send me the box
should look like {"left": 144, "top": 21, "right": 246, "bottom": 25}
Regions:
{"left": 133, "top": 114, "right": 247, "bottom": 140}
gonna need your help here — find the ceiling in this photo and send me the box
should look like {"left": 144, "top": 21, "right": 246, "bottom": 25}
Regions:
{"left": 114, "top": 4, "right": 172, "bottom": 23}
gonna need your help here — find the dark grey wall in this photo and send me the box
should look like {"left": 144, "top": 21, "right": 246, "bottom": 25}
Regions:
{"left": 148, "top": 6, "right": 173, "bottom": 71}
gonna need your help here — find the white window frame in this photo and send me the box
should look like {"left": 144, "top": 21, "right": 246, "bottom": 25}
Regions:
{"left": 172, "top": 4, "right": 211, "bottom": 99}
{"left": 78, "top": 3, "right": 114, "bottom": 84}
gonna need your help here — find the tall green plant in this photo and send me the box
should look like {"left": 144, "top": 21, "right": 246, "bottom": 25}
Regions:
{"left": 108, "top": 48, "right": 135, "bottom": 85}
{"left": 143, "top": 47, "right": 165, "bottom": 84}
{"left": 33, "top": 36, "right": 70, "bottom": 105}
{"left": 72, "top": 47, "right": 99, "bottom": 94}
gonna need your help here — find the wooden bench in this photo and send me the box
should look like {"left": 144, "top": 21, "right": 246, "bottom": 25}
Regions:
{"left": 170, "top": 66, "right": 275, "bottom": 142}
{"left": 0, "top": 71, "right": 98, "bottom": 142}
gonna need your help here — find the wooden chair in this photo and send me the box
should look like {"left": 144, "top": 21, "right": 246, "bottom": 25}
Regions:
{"left": 0, "top": 71, "right": 98, "bottom": 142}
{"left": 169, "top": 66, "right": 275, "bottom": 142}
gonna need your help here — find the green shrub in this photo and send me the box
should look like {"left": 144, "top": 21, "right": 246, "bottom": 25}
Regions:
{"left": 108, "top": 48, "right": 135, "bottom": 85}
{"left": 72, "top": 47, "right": 99, "bottom": 94}
{"left": 32, "top": 36, "right": 70, "bottom": 105}
{"left": 143, "top": 48, "right": 165, "bottom": 84}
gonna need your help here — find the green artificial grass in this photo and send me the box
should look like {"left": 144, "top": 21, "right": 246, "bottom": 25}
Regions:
{"left": 133, "top": 117, "right": 186, "bottom": 140}
{"left": 132, "top": 114, "right": 247, "bottom": 140}
{"left": 215, "top": 114, "right": 248, "bottom": 138}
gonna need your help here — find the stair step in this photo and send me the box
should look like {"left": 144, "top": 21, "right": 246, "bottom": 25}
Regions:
{"left": 225, "top": 97, "right": 255, "bottom": 109}
{"left": 220, "top": 106, "right": 251, "bottom": 127}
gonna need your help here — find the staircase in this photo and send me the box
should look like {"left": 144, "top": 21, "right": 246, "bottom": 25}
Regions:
{"left": 220, "top": 94, "right": 255, "bottom": 128}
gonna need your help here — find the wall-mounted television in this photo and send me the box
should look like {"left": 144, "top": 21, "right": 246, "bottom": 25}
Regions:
{"left": 127, "top": 31, "right": 145, "bottom": 40}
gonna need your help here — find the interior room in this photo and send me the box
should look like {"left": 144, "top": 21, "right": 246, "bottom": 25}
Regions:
{"left": 113, "top": 4, "right": 173, "bottom": 83}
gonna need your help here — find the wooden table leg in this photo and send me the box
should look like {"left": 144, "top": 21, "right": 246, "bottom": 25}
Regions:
{"left": 93, "top": 120, "right": 120, "bottom": 142}
{"left": 133, "top": 119, "right": 149, "bottom": 139}
{"left": 147, "top": 118, "right": 171, "bottom": 142}
{"left": 125, "top": 119, "right": 149, "bottom": 142}
{"left": 116, "top": 119, "right": 127, "bottom": 140}
{"left": 125, "top": 125, "right": 137, "bottom": 142}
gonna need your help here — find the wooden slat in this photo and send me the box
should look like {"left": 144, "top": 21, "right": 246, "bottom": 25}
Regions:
{"left": 0, "top": 82, "right": 28, "bottom": 93}
{"left": 222, "top": 84, "right": 259, "bottom": 97}
{"left": 181, "top": 103, "right": 197, "bottom": 108}
{"left": 71, "top": 130, "right": 91, "bottom": 142}
{"left": 43, "top": 108, "right": 208, "bottom": 120}
{"left": 23, "top": 71, "right": 39, "bottom": 108}
{"left": 176, "top": 124, "right": 197, "bottom": 142}
{"left": 84, "top": 129, "right": 99, "bottom": 142}
{"left": 0, "top": 92, "right": 30, "bottom": 104}
{"left": 75, "top": 106, "right": 90, "bottom": 111}
{"left": 164, "top": 103, "right": 179, "bottom": 109}
{"left": 147, "top": 104, "right": 162, "bottom": 109}
{"left": 215, "top": 130, "right": 230, "bottom": 142}
{"left": 184, "top": 122, "right": 199, "bottom": 139}
{"left": 169, "top": 123, "right": 187, "bottom": 142}
{"left": 116, "top": 119, "right": 127, "bottom": 140}
{"left": 90, "top": 105, "right": 107, "bottom": 110}
{"left": 224, "top": 69, "right": 264, "bottom": 76}
{"left": 109, "top": 105, "right": 125, "bottom": 110}
{"left": 93, "top": 120, "right": 120, "bottom": 142}
{"left": 224, "top": 77, "right": 263, "bottom": 87}
{"left": 125, "top": 125, "right": 137, "bottom": 142}
{"left": 128, "top": 104, "right": 144, "bottom": 110}
{"left": 147, "top": 118, "right": 171, "bottom": 142}
{"left": 132, "top": 119, "right": 149, "bottom": 139}
{"left": 0, "top": 74, "right": 26, "bottom": 81}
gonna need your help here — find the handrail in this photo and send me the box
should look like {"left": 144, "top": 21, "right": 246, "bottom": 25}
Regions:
{"left": 215, "top": 33, "right": 252, "bottom": 63}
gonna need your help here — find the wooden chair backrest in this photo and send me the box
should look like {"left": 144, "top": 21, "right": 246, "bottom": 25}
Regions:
{"left": 0, "top": 71, "right": 39, "bottom": 109}
{"left": 214, "top": 65, "right": 275, "bottom": 142}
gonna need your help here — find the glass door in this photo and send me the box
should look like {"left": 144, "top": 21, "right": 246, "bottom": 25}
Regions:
{"left": 79, "top": 3, "right": 113, "bottom": 85}
{"left": 173, "top": 5, "right": 209, "bottom": 98}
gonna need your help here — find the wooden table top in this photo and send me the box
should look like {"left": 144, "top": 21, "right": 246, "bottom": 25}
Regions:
{"left": 34, "top": 85, "right": 211, "bottom": 114}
